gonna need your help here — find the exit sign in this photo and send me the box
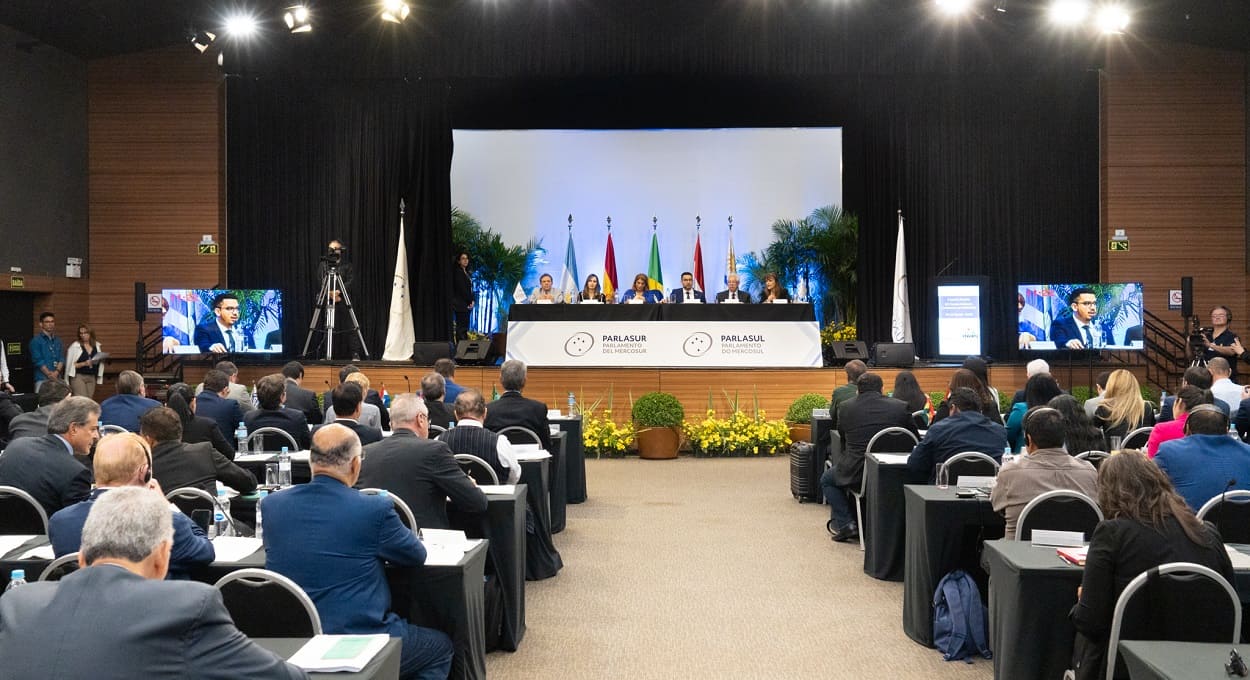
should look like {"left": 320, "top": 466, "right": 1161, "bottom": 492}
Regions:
{"left": 1108, "top": 240, "right": 1130, "bottom": 252}
{"left": 9, "top": 275, "right": 23, "bottom": 288}
{"left": 198, "top": 243, "right": 219, "bottom": 255}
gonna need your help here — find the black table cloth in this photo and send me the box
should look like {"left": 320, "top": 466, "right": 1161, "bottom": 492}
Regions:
{"left": 519, "top": 457, "right": 562, "bottom": 581}
{"left": 449, "top": 485, "right": 527, "bottom": 652}
{"left": 863, "top": 454, "right": 926, "bottom": 581}
{"left": 552, "top": 416, "right": 586, "bottom": 503}
{"left": 508, "top": 305, "right": 659, "bottom": 322}
{"left": 902, "top": 484, "right": 1004, "bottom": 647}
{"left": 1119, "top": 641, "right": 1246, "bottom": 680}
{"left": 549, "top": 431, "right": 567, "bottom": 534}
{"left": 254, "top": 637, "right": 401, "bottom": 680}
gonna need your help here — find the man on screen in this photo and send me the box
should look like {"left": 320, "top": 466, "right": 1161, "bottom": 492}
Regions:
{"left": 1049, "top": 287, "right": 1105, "bottom": 350}
{"left": 669, "top": 272, "right": 705, "bottom": 304}
{"left": 194, "top": 293, "right": 249, "bottom": 354}
{"left": 715, "top": 273, "right": 752, "bottom": 304}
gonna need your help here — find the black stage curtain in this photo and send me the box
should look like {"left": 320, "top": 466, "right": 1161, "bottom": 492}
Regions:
{"left": 225, "top": 78, "right": 453, "bottom": 357}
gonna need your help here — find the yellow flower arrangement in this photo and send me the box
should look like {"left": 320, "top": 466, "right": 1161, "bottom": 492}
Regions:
{"left": 682, "top": 408, "right": 791, "bottom": 457}
{"left": 582, "top": 408, "right": 636, "bottom": 458}
{"left": 821, "top": 321, "right": 858, "bottom": 345}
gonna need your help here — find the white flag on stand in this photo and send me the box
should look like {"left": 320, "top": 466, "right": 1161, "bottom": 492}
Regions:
{"left": 382, "top": 211, "right": 416, "bottom": 361}
{"left": 891, "top": 211, "right": 913, "bottom": 343}
{"left": 0, "top": 340, "right": 8, "bottom": 384}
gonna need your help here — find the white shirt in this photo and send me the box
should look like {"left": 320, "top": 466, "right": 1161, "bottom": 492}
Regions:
{"left": 217, "top": 321, "right": 243, "bottom": 351}
{"left": 1212, "top": 377, "right": 1242, "bottom": 413}
{"left": 455, "top": 419, "right": 520, "bottom": 483}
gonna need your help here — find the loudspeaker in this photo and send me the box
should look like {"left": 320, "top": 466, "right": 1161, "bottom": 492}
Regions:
{"left": 1180, "top": 276, "right": 1193, "bottom": 318}
{"left": 412, "top": 341, "right": 452, "bottom": 366}
{"left": 873, "top": 342, "right": 915, "bottom": 367}
{"left": 455, "top": 339, "right": 492, "bottom": 365}
{"left": 830, "top": 341, "right": 869, "bottom": 361}
{"left": 134, "top": 282, "right": 147, "bottom": 322}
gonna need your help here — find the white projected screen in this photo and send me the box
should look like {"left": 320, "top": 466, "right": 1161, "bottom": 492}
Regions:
{"left": 451, "top": 128, "right": 842, "bottom": 292}
{"left": 936, "top": 284, "right": 983, "bottom": 357}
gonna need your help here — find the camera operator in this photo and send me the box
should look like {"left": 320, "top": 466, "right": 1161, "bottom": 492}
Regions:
{"left": 1197, "top": 305, "right": 1239, "bottom": 381}
{"left": 316, "top": 239, "right": 363, "bottom": 361}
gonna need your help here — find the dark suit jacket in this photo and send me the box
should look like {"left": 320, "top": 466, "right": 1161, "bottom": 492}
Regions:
{"left": 151, "top": 439, "right": 257, "bottom": 495}
{"left": 193, "top": 320, "right": 251, "bottom": 353}
{"left": 196, "top": 391, "right": 244, "bottom": 446}
{"left": 452, "top": 266, "right": 474, "bottom": 310}
{"left": 244, "top": 407, "right": 311, "bottom": 451}
{"left": 357, "top": 430, "right": 488, "bottom": 530}
{"left": 1049, "top": 315, "right": 1105, "bottom": 348}
{"left": 0, "top": 565, "right": 307, "bottom": 679}
{"left": 181, "top": 415, "right": 237, "bottom": 461}
{"left": 0, "top": 434, "right": 93, "bottom": 516}
{"left": 484, "top": 390, "right": 552, "bottom": 451}
{"left": 832, "top": 391, "right": 917, "bottom": 488}
{"left": 426, "top": 399, "right": 455, "bottom": 430}
{"left": 99, "top": 393, "right": 162, "bottom": 432}
{"left": 284, "top": 379, "right": 323, "bottom": 425}
{"left": 6, "top": 405, "right": 52, "bottom": 440}
{"left": 314, "top": 419, "right": 383, "bottom": 446}
{"left": 669, "top": 288, "right": 706, "bottom": 303}
{"left": 715, "top": 289, "right": 753, "bottom": 304}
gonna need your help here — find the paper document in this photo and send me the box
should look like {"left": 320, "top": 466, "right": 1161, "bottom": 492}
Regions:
{"left": 872, "top": 453, "right": 910, "bottom": 465}
{"left": 210, "top": 536, "right": 263, "bottom": 563}
{"left": 479, "top": 485, "right": 517, "bottom": 495}
{"left": 0, "top": 535, "right": 38, "bottom": 559}
{"left": 421, "top": 529, "right": 482, "bottom": 566}
{"left": 1056, "top": 545, "right": 1089, "bottom": 566}
{"left": 234, "top": 453, "right": 274, "bottom": 463}
{"left": 287, "top": 634, "right": 390, "bottom": 672}
{"left": 515, "top": 449, "right": 551, "bottom": 461}
{"left": 19, "top": 544, "right": 56, "bottom": 560}
{"left": 1226, "top": 545, "right": 1250, "bottom": 570}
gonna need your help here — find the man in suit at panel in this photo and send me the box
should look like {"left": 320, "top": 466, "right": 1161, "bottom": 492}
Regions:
{"left": 357, "top": 394, "right": 487, "bottom": 529}
{"left": 197, "top": 369, "right": 245, "bottom": 446}
{"left": 821, "top": 373, "right": 917, "bottom": 543}
{"left": 0, "top": 396, "right": 97, "bottom": 516}
{"left": 421, "top": 372, "right": 456, "bottom": 430}
{"left": 99, "top": 370, "right": 162, "bottom": 432}
{"left": 281, "top": 360, "right": 323, "bottom": 425}
{"left": 6, "top": 379, "right": 70, "bottom": 441}
{"left": 314, "top": 382, "right": 383, "bottom": 446}
{"left": 0, "top": 486, "right": 307, "bottom": 679}
{"left": 669, "top": 271, "right": 705, "bottom": 304}
{"left": 195, "top": 361, "right": 256, "bottom": 414}
{"left": 439, "top": 389, "right": 520, "bottom": 484}
{"left": 715, "top": 273, "right": 752, "bottom": 304}
{"left": 483, "top": 359, "right": 553, "bottom": 453}
{"left": 1049, "top": 287, "right": 1106, "bottom": 350}
{"left": 245, "top": 373, "right": 312, "bottom": 451}
{"left": 142, "top": 407, "right": 256, "bottom": 496}
{"left": 264, "top": 424, "right": 453, "bottom": 680}
{"left": 194, "top": 291, "right": 252, "bottom": 354}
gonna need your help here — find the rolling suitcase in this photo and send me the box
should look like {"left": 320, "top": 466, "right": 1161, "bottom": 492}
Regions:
{"left": 789, "top": 441, "right": 821, "bottom": 502}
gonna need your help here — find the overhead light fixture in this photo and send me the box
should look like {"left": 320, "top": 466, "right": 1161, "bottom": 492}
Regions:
{"left": 1048, "top": 0, "right": 1090, "bottom": 26}
{"left": 284, "top": 5, "right": 312, "bottom": 33}
{"left": 935, "top": 0, "right": 975, "bottom": 16}
{"left": 224, "top": 13, "right": 259, "bottom": 38}
{"left": 381, "top": 0, "right": 411, "bottom": 24}
{"left": 993, "top": 1, "right": 1008, "bottom": 13}
{"left": 190, "top": 29, "right": 216, "bottom": 53}
{"left": 1094, "top": 4, "right": 1130, "bottom": 34}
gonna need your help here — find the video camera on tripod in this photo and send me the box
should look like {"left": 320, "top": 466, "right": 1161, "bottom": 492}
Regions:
{"left": 319, "top": 245, "right": 346, "bottom": 267}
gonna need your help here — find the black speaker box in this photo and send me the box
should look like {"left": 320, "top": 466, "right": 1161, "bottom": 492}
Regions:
{"left": 455, "top": 339, "right": 492, "bottom": 365}
{"left": 412, "top": 341, "right": 452, "bottom": 366}
{"left": 873, "top": 342, "right": 916, "bottom": 367}
{"left": 830, "top": 341, "right": 869, "bottom": 361}
{"left": 134, "top": 282, "right": 147, "bottom": 322}
{"left": 1180, "top": 276, "right": 1193, "bottom": 318}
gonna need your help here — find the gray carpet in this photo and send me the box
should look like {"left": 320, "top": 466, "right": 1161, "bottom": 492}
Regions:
{"left": 485, "top": 457, "right": 995, "bottom": 679}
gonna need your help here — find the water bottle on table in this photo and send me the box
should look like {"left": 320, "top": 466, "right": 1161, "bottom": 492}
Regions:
{"left": 255, "top": 490, "right": 268, "bottom": 541}
{"left": 5, "top": 569, "right": 26, "bottom": 592}
{"left": 567, "top": 392, "right": 576, "bottom": 417}
{"left": 216, "top": 489, "right": 232, "bottom": 536}
{"left": 278, "top": 446, "right": 292, "bottom": 487}
{"left": 235, "top": 424, "right": 249, "bottom": 453}
{"left": 213, "top": 511, "right": 229, "bottom": 538}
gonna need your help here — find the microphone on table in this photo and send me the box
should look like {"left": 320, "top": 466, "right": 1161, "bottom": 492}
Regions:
{"left": 403, "top": 375, "right": 412, "bottom": 394}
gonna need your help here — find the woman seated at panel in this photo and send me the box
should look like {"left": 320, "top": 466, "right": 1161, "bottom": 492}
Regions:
{"left": 1092, "top": 369, "right": 1155, "bottom": 449}
{"left": 1069, "top": 450, "right": 1234, "bottom": 679}
{"left": 931, "top": 368, "right": 1001, "bottom": 426}
{"left": 577, "top": 274, "right": 608, "bottom": 303}
{"left": 758, "top": 273, "right": 791, "bottom": 303}
{"left": 528, "top": 273, "right": 562, "bottom": 304}
{"left": 619, "top": 273, "right": 663, "bottom": 304}
{"left": 1047, "top": 394, "right": 1105, "bottom": 456}
{"left": 1006, "top": 373, "right": 1063, "bottom": 452}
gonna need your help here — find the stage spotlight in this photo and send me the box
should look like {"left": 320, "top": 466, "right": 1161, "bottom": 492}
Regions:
{"left": 1048, "top": 0, "right": 1089, "bottom": 26}
{"left": 935, "top": 0, "right": 975, "bottom": 16}
{"left": 189, "top": 29, "right": 216, "bottom": 53}
{"left": 1094, "top": 4, "right": 1130, "bottom": 34}
{"left": 381, "top": 0, "right": 411, "bottom": 24}
{"left": 224, "top": 13, "right": 259, "bottom": 38}
{"left": 284, "top": 5, "right": 312, "bottom": 33}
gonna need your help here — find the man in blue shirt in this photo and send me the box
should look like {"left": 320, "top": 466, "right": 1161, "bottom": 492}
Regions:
{"left": 30, "top": 311, "right": 64, "bottom": 391}
{"left": 908, "top": 387, "right": 1009, "bottom": 482}
{"left": 99, "top": 370, "right": 162, "bottom": 432}
{"left": 263, "top": 424, "right": 453, "bottom": 680}
{"left": 1155, "top": 406, "right": 1250, "bottom": 512}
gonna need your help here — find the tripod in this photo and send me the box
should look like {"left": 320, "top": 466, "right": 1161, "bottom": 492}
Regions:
{"left": 302, "top": 265, "right": 370, "bottom": 361}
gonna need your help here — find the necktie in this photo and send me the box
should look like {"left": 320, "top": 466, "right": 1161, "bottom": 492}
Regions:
{"left": 685, "top": 290, "right": 691, "bottom": 301}
{"left": 227, "top": 331, "right": 236, "bottom": 352}
{"left": 1082, "top": 326, "right": 1093, "bottom": 348}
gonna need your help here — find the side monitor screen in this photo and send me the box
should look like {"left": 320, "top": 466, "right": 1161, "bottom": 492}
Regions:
{"left": 161, "top": 289, "right": 284, "bottom": 354}
{"left": 1017, "top": 283, "right": 1143, "bottom": 351}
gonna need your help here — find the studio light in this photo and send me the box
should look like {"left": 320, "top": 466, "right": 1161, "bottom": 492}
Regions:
{"left": 935, "top": 0, "right": 975, "bottom": 16}
{"left": 284, "top": 5, "right": 312, "bottom": 33}
{"left": 190, "top": 29, "right": 216, "bottom": 53}
{"left": 224, "top": 13, "right": 259, "bottom": 38}
{"left": 1094, "top": 4, "right": 1130, "bottom": 34}
{"left": 1048, "top": 0, "right": 1089, "bottom": 26}
{"left": 381, "top": 0, "right": 411, "bottom": 24}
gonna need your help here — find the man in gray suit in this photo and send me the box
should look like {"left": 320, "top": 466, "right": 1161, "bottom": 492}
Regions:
{"left": 0, "top": 396, "right": 97, "bottom": 516}
{"left": 6, "top": 379, "right": 70, "bottom": 441}
{"left": 0, "top": 486, "right": 307, "bottom": 679}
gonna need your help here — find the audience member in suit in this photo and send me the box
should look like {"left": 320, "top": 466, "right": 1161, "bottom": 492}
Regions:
{"left": 1146, "top": 386, "right": 1213, "bottom": 457}
{"left": 142, "top": 407, "right": 256, "bottom": 495}
{"left": 0, "top": 486, "right": 306, "bottom": 679}
{"left": 281, "top": 360, "right": 323, "bottom": 425}
{"left": 822, "top": 373, "right": 917, "bottom": 542}
{"left": 357, "top": 394, "right": 487, "bottom": 530}
{"left": 0, "top": 391, "right": 21, "bottom": 447}
{"left": 197, "top": 369, "right": 245, "bottom": 447}
{"left": 421, "top": 372, "right": 455, "bottom": 431}
{"left": 437, "top": 389, "right": 520, "bottom": 484}
{"left": 1160, "top": 366, "right": 1219, "bottom": 422}
{"left": 907, "top": 387, "right": 1008, "bottom": 483}
{"left": 99, "top": 370, "right": 161, "bottom": 432}
{"left": 829, "top": 360, "right": 867, "bottom": 430}
{"left": 435, "top": 358, "right": 465, "bottom": 404}
{"left": 484, "top": 359, "right": 553, "bottom": 453}
{"left": 759, "top": 272, "right": 791, "bottom": 303}
{"left": 0, "top": 396, "right": 97, "bottom": 516}
{"left": 322, "top": 364, "right": 389, "bottom": 431}
{"left": 193, "top": 291, "right": 252, "bottom": 354}
{"left": 1082, "top": 371, "right": 1112, "bottom": 419}
{"left": 6, "top": 379, "right": 71, "bottom": 441}
{"left": 989, "top": 407, "right": 1098, "bottom": 539}
{"left": 1010, "top": 359, "right": 1051, "bottom": 405}
{"left": 1070, "top": 451, "right": 1234, "bottom": 680}
{"left": 244, "top": 373, "right": 312, "bottom": 451}
{"left": 715, "top": 273, "right": 753, "bottom": 304}
{"left": 195, "top": 360, "right": 257, "bottom": 414}
{"left": 1154, "top": 406, "right": 1250, "bottom": 513}
{"left": 166, "top": 382, "right": 237, "bottom": 461}
{"left": 264, "top": 424, "right": 454, "bottom": 680}
{"left": 668, "top": 271, "right": 705, "bottom": 303}
{"left": 315, "top": 382, "right": 383, "bottom": 446}
{"left": 49, "top": 432, "right": 214, "bottom": 577}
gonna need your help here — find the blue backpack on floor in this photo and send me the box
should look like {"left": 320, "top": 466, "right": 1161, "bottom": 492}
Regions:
{"left": 933, "top": 570, "right": 992, "bottom": 662}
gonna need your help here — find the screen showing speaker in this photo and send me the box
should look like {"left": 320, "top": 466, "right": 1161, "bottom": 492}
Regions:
{"left": 1017, "top": 282, "right": 1143, "bottom": 351}
{"left": 161, "top": 289, "right": 284, "bottom": 355}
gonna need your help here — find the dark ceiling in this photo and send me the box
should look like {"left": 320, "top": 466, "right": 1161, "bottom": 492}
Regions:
{"left": 0, "top": 0, "right": 1245, "bottom": 64}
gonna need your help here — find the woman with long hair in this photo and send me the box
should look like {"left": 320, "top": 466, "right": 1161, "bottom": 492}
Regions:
{"left": 1005, "top": 373, "right": 1063, "bottom": 451}
{"left": 620, "top": 273, "right": 663, "bottom": 304}
{"left": 931, "top": 368, "right": 1001, "bottom": 425}
{"left": 1069, "top": 450, "right": 1234, "bottom": 679}
{"left": 759, "top": 273, "right": 791, "bottom": 303}
{"left": 1092, "top": 369, "right": 1155, "bottom": 448}
{"left": 577, "top": 274, "right": 607, "bottom": 303}
{"left": 891, "top": 370, "right": 932, "bottom": 423}
{"left": 1047, "top": 394, "right": 1104, "bottom": 455}
{"left": 65, "top": 324, "right": 104, "bottom": 399}
{"left": 167, "top": 382, "right": 235, "bottom": 460}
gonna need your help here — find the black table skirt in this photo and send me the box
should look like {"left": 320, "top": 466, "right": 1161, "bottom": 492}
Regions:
{"left": 863, "top": 456, "right": 926, "bottom": 581}
{"left": 520, "top": 458, "right": 563, "bottom": 581}
{"left": 1119, "top": 641, "right": 1247, "bottom": 680}
{"left": 553, "top": 417, "right": 586, "bottom": 504}
{"left": 902, "top": 484, "right": 1004, "bottom": 647}
{"left": 549, "top": 432, "right": 567, "bottom": 534}
{"left": 449, "top": 486, "right": 527, "bottom": 652}
{"left": 508, "top": 303, "right": 814, "bottom": 323}
{"left": 508, "top": 305, "right": 658, "bottom": 322}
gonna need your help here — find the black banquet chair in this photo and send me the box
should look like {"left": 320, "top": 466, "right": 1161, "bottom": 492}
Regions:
{"left": 937, "top": 451, "right": 1000, "bottom": 484}
{"left": 39, "top": 552, "right": 81, "bottom": 581}
{"left": 497, "top": 426, "right": 542, "bottom": 447}
{"left": 1074, "top": 450, "right": 1110, "bottom": 469}
{"left": 1015, "top": 490, "right": 1103, "bottom": 542}
{"left": 455, "top": 453, "right": 501, "bottom": 485}
{"left": 850, "top": 427, "right": 921, "bottom": 551}
{"left": 1119, "top": 426, "right": 1153, "bottom": 451}
{"left": 213, "top": 568, "right": 323, "bottom": 637}
{"left": 1197, "top": 490, "right": 1250, "bottom": 544}
{"left": 0, "top": 485, "right": 49, "bottom": 535}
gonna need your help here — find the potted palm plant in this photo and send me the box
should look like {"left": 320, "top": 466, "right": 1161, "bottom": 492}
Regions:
{"left": 632, "top": 391, "right": 685, "bottom": 460}
{"left": 785, "top": 393, "right": 830, "bottom": 444}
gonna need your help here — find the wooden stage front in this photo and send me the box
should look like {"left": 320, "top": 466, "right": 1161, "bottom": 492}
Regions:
{"left": 184, "top": 361, "right": 1145, "bottom": 423}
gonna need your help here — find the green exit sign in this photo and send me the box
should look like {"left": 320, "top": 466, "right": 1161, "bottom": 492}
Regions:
{"left": 6, "top": 342, "right": 20, "bottom": 355}
{"left": 1108, "top": 240, "right": 1130, "bottom": 252}
{"left": 198, "top": 243, "right": 219, "bottom": 255}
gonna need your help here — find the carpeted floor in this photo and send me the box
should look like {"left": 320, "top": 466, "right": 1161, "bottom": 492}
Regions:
{"left": 485, "top": 456, "right": 995, "bottom": 679}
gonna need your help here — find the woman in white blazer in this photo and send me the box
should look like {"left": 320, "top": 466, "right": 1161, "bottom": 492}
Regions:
{"left": 65, "top": 324, "right": 105, "bottom": 399}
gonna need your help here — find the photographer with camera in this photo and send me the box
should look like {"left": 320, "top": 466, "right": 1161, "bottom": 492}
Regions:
{"left": 1195, "top": 305, "right": 1239, "bottom": 382}
{"left": 315, "top": 239, "right": 364, "bottom": 361}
